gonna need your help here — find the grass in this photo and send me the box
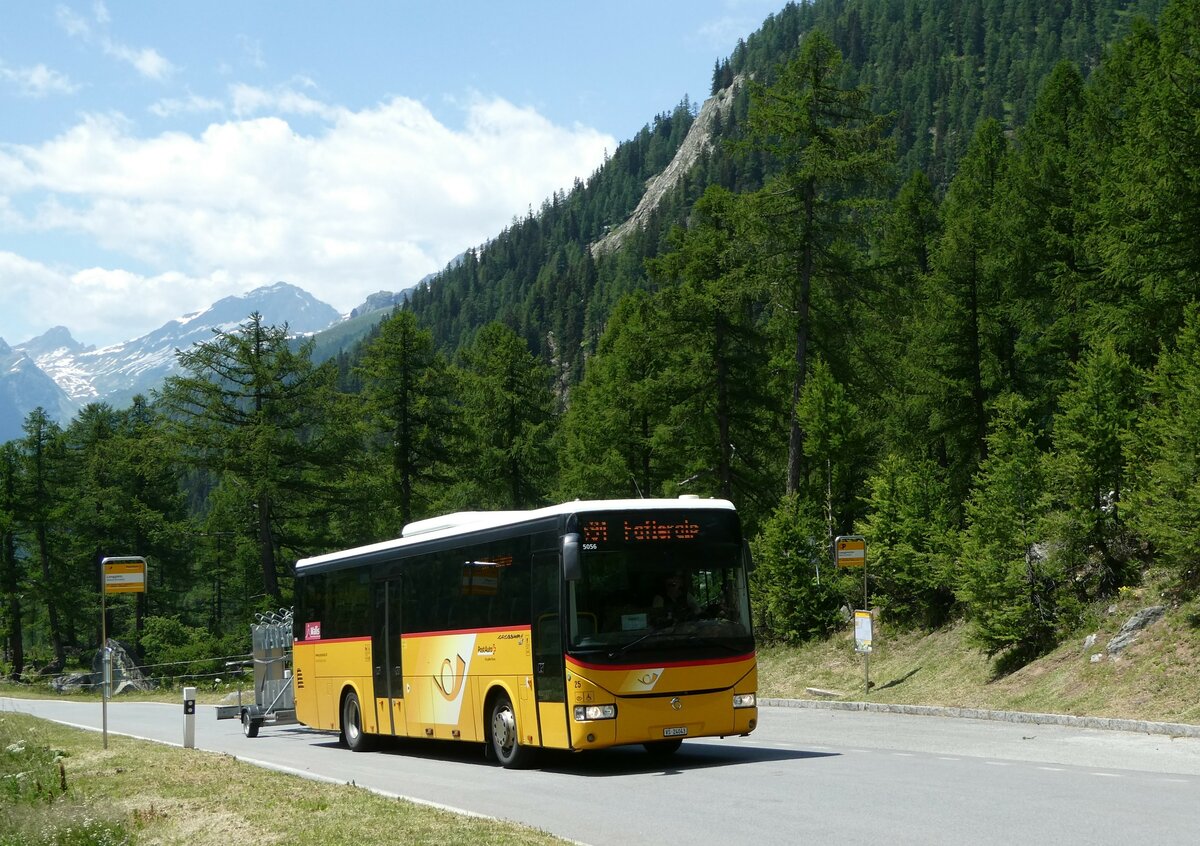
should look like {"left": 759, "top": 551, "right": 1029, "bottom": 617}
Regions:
{"left": 0, "top": 712, "right": 570, "bottom": 846}
{"left": 757, "top": 576, "right": 1200, "bottom": 725}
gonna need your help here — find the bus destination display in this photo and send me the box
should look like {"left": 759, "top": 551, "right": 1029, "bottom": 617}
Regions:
{"left": 579, "top": 511, "right": 737, "bottom": 548}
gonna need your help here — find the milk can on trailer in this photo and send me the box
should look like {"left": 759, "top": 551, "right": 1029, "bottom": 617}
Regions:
{"left": 216, "top": 608, "right": 298, "bottom": 737}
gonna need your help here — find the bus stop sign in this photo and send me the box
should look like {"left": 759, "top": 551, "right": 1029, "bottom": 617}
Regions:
{"left": 835, "top": 536, "right": 866, "bottom": 568}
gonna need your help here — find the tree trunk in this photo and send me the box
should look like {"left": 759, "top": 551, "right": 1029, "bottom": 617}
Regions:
{"left": 36, "top": 525, "right": 65, "bottom": 669}
{"left": 786, "top": 180, "right": 817, "bottom": 495}
{"left": 2, "top": 529, "right": 22, "bottom": 678}
{"left": 258, "top": 492, "right": 279, "bottom": 600}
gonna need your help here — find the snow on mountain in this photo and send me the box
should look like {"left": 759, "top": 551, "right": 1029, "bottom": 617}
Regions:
{"left": 1, "top": 282, "right": 342, "bottom": 437}
{"left": 0, "top": 340, "right": 76, "bottom": 442}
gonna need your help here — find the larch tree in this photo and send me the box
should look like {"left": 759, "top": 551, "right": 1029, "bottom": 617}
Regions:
{"left": 157, "top": 313, "right": 349, "bottom": 603}
{"left": 741, "top": 30, "right": 892, "bottom": 495}
{"left": 0, "top": 442, "right": 24, "bottom": 677}
{"left": 456, "top": 322, "right": 557, "bottom": 510}
{"left": 357, "top": 310, "right": 460, "bottom": 530}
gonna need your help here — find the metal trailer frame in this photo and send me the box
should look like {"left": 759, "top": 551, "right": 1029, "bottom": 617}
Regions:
{"left": 216, "top": 608, "right": 298, "bottom": 737}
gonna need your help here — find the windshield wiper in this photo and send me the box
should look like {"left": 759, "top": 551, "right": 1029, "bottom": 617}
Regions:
{"left": 607, "top": 623, "right": 681, "bottom": 658}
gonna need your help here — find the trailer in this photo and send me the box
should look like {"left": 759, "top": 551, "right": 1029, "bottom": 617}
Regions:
{"left": 216, "top": 608, "right": 297, "bottom": 737}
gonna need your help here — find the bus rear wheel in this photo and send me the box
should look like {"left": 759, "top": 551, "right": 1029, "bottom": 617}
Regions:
{"left": 489, "top": 692, "right": 534, "bottom": 769}
{"left": 643, "top": 738, "right": 683, "bottom": 757}
{"left": 341, "top": 690, "right": 373, "bottom": 752}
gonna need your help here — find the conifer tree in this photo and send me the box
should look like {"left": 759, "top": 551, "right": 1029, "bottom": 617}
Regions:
{"left": 556, "top": 292, "right": 676, "bottom": 500}
{"left": 911, "top": 119, "right": 1012, "bottom": 502}
{"left": 1095, "top": 0, "right": 1200, "bottom": 364}
{"left": 455, "top": 323, "right": 556, "bottom": 510}
{"left": 648, "top": 186, "right": 779, "bottom": 515}
{"left": 0, "top": 442, "right": 23, "bottom": 677}
{"left": 1043, "top": 342, "right": 1143, "bottom": 597}
{"left": 157, "top": 313, "right": 350, "bottom": 603}
{"left": 751, "top": 493, "right": 850, "bottom": 643}
{"left": 957, "top": 396, "right": 1066, "bottom": 661}
{"left": 357, "top": 310, "right": 459, "bottom": 529}
{"left": 741, "top": 31, "right": 892, "bottom": 495}
{"left": 857, "top": 455, "right": 956, "bottom": 628}
{"left": 1003, "top": 61, "right": 1093, "bottom": 419}
{"left": 17, "top": 408, "right": 67, "bottom": 670}
{"left": 1127, "top": 306, "right": 1200, "bottom": 588}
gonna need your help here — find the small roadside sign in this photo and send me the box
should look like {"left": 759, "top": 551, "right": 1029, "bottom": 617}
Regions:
{"left": 103, "top": 559, "right": 146, "bottom": 594}
{"left": 854, "top": 610, "right": 873, "bottom": 653}
{"left": 99, "top": 555, "right": 147, "bottom": 749}
{"left": 835, "top": 536, "right": 866, "bottom": 568}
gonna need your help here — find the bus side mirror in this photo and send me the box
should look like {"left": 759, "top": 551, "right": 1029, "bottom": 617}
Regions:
{"left": 562, "top": 533, "right": 581, "bottom": 581}
{"left": 742, "top": 540, "right": 756, "bottom": 573}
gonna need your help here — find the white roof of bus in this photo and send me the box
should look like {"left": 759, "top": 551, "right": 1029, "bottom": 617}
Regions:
{"left": 294, "top": 496, "right": 735, "bottom": 569}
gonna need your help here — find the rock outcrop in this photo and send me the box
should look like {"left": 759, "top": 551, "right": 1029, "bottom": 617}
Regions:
{"left": 591, "top": 77, "right": 744, "bottom": 256}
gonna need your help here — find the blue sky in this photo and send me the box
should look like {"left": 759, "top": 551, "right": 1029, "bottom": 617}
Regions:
{"left": 0, "top": 1, "right": 786, "bottom": 347}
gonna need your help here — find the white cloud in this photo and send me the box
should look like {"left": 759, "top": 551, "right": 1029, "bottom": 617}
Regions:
{"left": 55, "top": 2, "right": 176, "bottom": 81}
{"left": 0, "top": 95, "right": 615, "bottom": 346}
{"left": 149, "top": 93, "right": 224, "bottom": 118}
{"left": 237, "top": 35, "right": 266, "bottom": 70}
{"left": 0, "top": 251, "right": 243, "bottom": 346}
{"left": 55, "top": 5, "right": 92, "bottom": 39}
{"left": 0, "top": 63, "right": 81, "bottom": 97}
{"left": 230, "top": 82, "right": 338, "bottom": 120}
{"left": 101, "top": 39, "right": 175, "bottom": 80}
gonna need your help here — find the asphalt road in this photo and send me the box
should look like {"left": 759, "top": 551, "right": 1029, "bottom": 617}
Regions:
{"left": 3, "top": 696, "right": 1198, "bottom": 845}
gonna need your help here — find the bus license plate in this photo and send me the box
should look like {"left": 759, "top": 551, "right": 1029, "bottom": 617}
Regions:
{"left": 663, "top": 727, "right": 688, "bottom": 737}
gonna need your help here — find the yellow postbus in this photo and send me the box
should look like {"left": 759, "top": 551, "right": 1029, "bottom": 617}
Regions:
{"left": 292, "top": 497, "right": 758, "bottom": 767}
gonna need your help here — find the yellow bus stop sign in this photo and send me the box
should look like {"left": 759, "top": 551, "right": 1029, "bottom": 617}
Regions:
{"left": 103, "top": 560, "right": 146, "bottom": 594}
{"left": 835, "top": 536, "right": 866, "bottom": 568}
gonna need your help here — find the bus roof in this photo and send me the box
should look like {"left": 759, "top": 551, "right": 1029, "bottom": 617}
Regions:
{"left": 294, "top": 497, "right": 736, "bottom": 570}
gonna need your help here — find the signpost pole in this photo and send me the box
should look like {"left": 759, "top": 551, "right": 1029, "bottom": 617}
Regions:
{"left": 836, "top": 536, "right": 870, "bottom": 697}
{"left": 863, "top": 553, "right": 869, "bottom": 697}
{"left": 99, "top": 556, "right": 147, "bottom": 751}
{"left": 100, "top": 569, "right": 108, "bottom": 750}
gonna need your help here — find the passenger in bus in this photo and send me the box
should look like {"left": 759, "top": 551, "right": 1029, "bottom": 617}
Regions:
{"left": 653, "top": 571, "right": 699, "bottom": 623}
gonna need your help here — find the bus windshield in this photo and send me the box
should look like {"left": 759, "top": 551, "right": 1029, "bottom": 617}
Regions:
{"left": 564, "top": 509, "right": 753, "bottom": 658}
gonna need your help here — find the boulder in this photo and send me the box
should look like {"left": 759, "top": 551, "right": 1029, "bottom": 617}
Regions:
{"left": 1106, "top": 606, "right": 1167, "bottom": 656}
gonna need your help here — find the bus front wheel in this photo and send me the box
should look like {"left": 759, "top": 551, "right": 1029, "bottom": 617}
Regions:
{"left": 341, "top": 690, "right": 373, "bottom": 752}
{"left": 489, "top": 692, "right": 534, "bottom": 769}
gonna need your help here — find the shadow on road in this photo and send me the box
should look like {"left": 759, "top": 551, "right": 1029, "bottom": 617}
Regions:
{"left": 537, "top": 742, "right": 839, "bottom": 778}
{"left": 302, "top": 732, "right": 837, "bottom": 777}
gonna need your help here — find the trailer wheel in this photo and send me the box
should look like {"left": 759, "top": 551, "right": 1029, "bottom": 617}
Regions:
{"left": 341, "top": 689, "right": 373, "bottom": 752}
{"left": 241, "top": 710, "right": 261, "bottom": 738}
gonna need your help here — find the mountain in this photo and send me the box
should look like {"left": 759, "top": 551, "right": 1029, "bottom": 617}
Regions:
{"left": 0, "top": 337, "right": 77, "bottom": 443}
{"left": 0, "top": 282, "right": 342, "bottom": 438}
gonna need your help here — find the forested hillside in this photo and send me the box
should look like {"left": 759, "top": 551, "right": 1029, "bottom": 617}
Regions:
{"left": 2, "top": 0, "right": 1197, "bottom": 681}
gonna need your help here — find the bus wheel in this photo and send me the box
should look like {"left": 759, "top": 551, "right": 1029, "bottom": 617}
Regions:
{"left": 241, "top": 710, "right": 261, "bottom": 738}
{"left": 489, "top": 693, "right": 534, "bottom": 769}
{"left": 341, "top": 690, "right": 373, "bottom": 752}
{"left": 643, "top": 738, "right": 683, "bottom": 757}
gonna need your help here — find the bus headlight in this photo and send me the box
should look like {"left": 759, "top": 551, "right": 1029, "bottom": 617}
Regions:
{"left": 733, "top": 693, "right": 756, "bottom": 709}
{"left": 574, "top": 704, "right": 617, "bottom": 721}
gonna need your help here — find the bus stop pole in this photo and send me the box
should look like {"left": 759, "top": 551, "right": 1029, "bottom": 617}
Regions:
{"left": 863, "top": 559, "right": 870, "bottom": 697}
{"left": 100, "top": 582, "right": 108, "bottom": 750}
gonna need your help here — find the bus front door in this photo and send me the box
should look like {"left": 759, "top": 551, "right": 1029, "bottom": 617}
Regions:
{"left": 371, "top": 578, "right": 405, "bottom": 736}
